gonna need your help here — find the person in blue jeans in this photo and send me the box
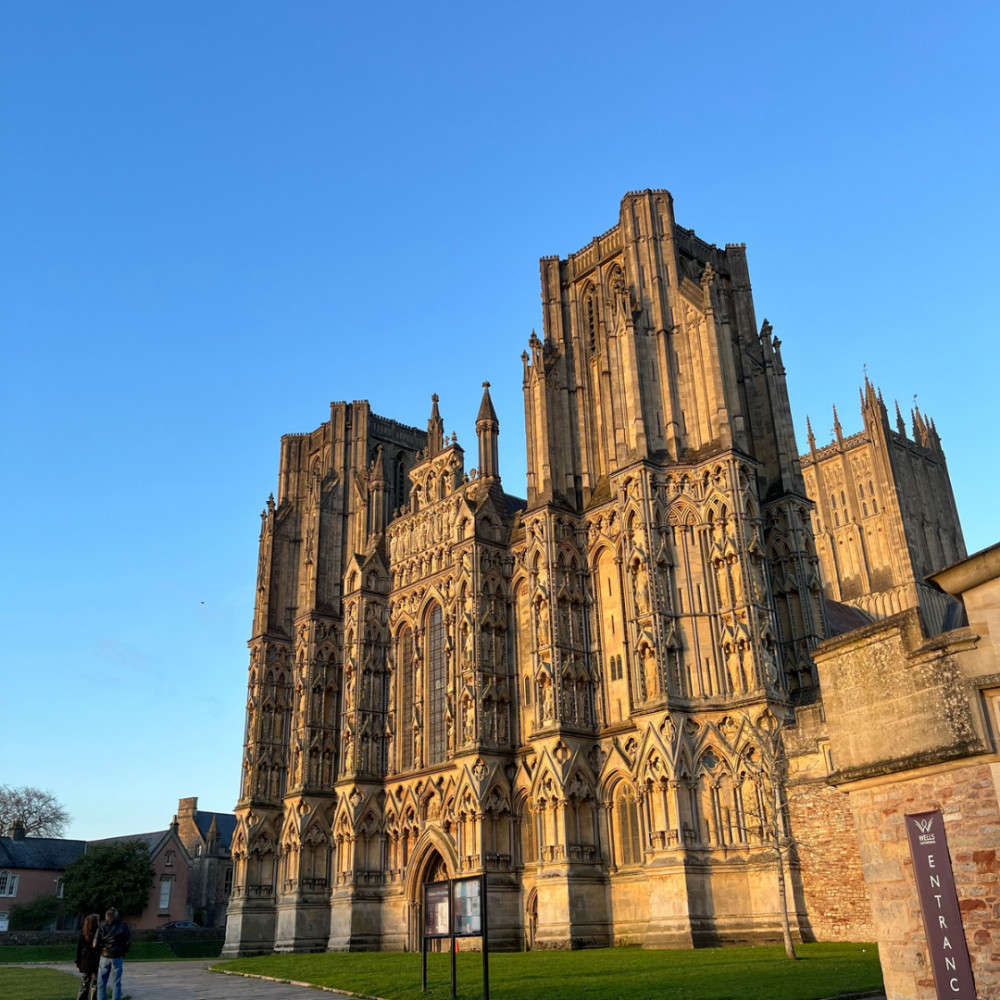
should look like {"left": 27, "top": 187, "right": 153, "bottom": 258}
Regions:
{"left": 94, "top": 907, "right": 131, "bottom": 1000}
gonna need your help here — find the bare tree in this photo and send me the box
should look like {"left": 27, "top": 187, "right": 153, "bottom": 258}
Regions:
{"left": 0, "top": 785, "right": 70, "bottom": 838}
{"left": 741, "top": 710, "right": 798, "bottom": 961}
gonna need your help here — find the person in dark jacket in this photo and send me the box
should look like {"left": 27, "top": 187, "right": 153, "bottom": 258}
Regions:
{"left": 94, "top": 907, "right": 131, "bottom": 1000}
{"left": 74, "top": 913, "right": 100, "bottom": 1000}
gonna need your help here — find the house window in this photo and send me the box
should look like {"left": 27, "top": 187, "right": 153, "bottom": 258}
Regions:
{"left": 166, "top": 851, "right": 174, "bottom": 867}
{"left": 0, "top": 912, "right": 7, "bottom": 932}
{"left": 0, "top": 871, "right": 18, "bottom": 898}
{"left": 159, "top": 877, "right": 173, "bottom": 912}
{"left": 55, "top": 878, "right": 64, "bottom": 899}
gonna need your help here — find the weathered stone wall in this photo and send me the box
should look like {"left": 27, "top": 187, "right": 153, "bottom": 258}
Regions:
{"left": 847, "top": 763, "right": 1000, "bottom": 1000}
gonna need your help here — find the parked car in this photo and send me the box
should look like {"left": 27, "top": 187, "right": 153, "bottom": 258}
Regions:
{"left": 159, "top": 920, "right": 200, "bottom": 929}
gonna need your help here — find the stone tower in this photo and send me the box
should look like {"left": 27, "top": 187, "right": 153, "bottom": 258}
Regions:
{"left": 224, "top": 191, "right": 868, "bottom": 958}
{"left": 801, "top": 378, "right": 965, "bottom": 634}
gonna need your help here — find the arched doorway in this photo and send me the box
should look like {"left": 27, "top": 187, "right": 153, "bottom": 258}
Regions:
{"left": 525, "top": 888, "right": 538, "bottom": 951}
{"left": 406, "top": 846, "right": 452, "bottom": 951}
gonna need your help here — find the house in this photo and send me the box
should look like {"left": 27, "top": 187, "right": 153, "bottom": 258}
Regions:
{"left": 89, "top": 826, "right": 192, "bottom": 929}
{"left": 91, "top": 797, "right": 236, "bottom": 929}
{"left": 0, "top": 796, "right": 236, "bottom": 933}
{"left": 174, "top": 797, "right": 236, "bottom": 928}
{"left": 0, "top": 821, "right": 86, "bottom": 931}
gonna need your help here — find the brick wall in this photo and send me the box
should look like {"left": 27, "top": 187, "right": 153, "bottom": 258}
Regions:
{"left": 848, "top": 762, "right": 1000, "bottom": 1000}
{"left": 788, "top": 778, "right": 874, "bottom": 941}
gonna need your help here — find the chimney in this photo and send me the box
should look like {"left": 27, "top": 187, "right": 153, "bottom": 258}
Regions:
{"left": 11, "top": 820, "right": 26, "bottom": 841}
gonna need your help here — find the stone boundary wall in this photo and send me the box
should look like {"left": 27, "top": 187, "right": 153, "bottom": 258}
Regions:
{"left": 0, "top": 927, "right": 225, "bottom": 947}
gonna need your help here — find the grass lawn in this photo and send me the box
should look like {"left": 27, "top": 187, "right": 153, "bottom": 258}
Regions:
{"left": 0, "top": 939, "right": 222, "bottom": 964}
{"left": 0, "top": 966, "right": 81, "bottom": 999}
{"left": 215, "top": 942, "right": 883, "bottom": 1000}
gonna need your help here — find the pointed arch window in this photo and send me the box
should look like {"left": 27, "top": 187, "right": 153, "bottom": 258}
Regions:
{"left": 399, "top": 627, "right": 415, "bottom": 771}
{"left": 427, "top": 607, "right": 446, "bottom": 764}
{"left": 584, "top": 290, "right": 598, "bottom": 353}
{"left": 614, "top": 784, "right": 642, "bottom": 866}
{"left": 520, "top": 803, "right": 537, "bottom": 864}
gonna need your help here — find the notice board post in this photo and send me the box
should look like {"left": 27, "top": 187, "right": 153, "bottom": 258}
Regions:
{"left": 422, "top": 881, "right": 451, "bottom": 993}
{"left": 421, "top": 874, "right": 489, "bottom": 1000}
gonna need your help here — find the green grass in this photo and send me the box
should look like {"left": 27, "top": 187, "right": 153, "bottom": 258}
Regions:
{"left": 0, "top": 967, "right": 80, "bottom": 1000}
{"left": 0, "top": 939, "right": 223, "bottom": 964}
{"left": 214, "top": 942, "right": 883, "bottom": 1000}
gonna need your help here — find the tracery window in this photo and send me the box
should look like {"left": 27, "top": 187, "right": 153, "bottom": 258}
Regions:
{"left": 521, "top": 805, "right": 537, "bottom": 864}
{"left": 427, "top": 606, "right": 446, "bottom": 764}
{"left": 614, "top": 784, "right": 642, "bottom": 866}
{"left": 584, "top": 290, "right": 598, "bottom": 352}
{"left": 399, "top": 627, "right": 414, "bottom": 771}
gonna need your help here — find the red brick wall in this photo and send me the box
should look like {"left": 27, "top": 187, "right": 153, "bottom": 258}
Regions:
{"left": 0, "top": 867, "right": 64, "bottom": 909}
{"left": 847, "top": 763, "right": 1000, "bottom": 999}
{"left": 130, "top": 838, "right": 191, "bottom": 929}
{"left": 788, "top": 780, "right": 875, "bottom": 941}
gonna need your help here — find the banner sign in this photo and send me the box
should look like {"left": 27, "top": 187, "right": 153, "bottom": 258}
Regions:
{"left": 905, "top": 810, "right": 978, "bottom": 1000}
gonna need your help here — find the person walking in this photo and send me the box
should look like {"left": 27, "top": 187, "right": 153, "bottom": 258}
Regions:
{"left": 94, "top": 907, "right": 131, "bottom": 1000}
{"left": 74, "top": 913, "right": 100, "bottom": 1000}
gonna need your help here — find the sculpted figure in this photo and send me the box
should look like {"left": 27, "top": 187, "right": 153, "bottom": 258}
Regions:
{"left": 536, "top": 601, "right": 549, "bottom": 647}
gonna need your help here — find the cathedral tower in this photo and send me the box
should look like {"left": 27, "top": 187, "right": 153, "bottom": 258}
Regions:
{"left": 802, "top": 378, "right": 966, "bottom": 633}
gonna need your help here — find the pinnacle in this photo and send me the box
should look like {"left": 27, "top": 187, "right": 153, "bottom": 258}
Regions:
{"left": 477, "top": 381, "right": 498, "bottom": 424}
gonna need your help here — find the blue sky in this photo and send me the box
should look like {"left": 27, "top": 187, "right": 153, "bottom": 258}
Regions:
{"left": 2, "top": 2, "right": 997, "bottom": 841}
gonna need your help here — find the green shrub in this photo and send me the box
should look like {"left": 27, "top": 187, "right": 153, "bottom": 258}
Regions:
{"left": 170, "top": 939, "right": 223, "bottom": 959}
{"left": 8, "top": 896, "right": 65, "bottom": 931}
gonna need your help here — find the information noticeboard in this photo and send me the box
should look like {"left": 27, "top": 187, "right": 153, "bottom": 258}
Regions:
{"left": 424, "top": 882, "right": 450, "bottom": 939}
{"left": 451, "top": 876, "right": 482, "bottom": 937}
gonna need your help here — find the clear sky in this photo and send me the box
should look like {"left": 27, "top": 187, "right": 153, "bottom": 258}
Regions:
{"left": 2, "top": 2, "right": 997, "bottom": 842}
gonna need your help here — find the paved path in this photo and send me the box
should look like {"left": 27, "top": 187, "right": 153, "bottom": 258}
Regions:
{"left": 46, "top": 961, "right": 358, "bottom": 999}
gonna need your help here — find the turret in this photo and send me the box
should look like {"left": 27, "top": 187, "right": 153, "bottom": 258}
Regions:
{"left": 476, "top": 381, "right": 500, "bottom": 480}
{"left": 894, "top": 399, "right": 907, "bottom": 438}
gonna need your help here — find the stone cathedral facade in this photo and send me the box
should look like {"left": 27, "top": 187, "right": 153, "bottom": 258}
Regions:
{"left": 224, "top": 190, "right": 949, "bottom": 956}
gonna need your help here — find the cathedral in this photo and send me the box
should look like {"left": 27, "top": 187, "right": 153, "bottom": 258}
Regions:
{"left": 223, "top": 190, "right": 966, "bottom": 956}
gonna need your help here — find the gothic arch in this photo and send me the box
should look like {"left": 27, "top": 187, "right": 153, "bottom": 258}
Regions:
{"left": 402, "top": 826, "right": 460, "bottom": 903}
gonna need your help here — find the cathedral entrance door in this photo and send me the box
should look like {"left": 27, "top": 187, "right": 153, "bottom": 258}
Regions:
{"left": 408, "top": 848, "right": 451, "bottom": 952}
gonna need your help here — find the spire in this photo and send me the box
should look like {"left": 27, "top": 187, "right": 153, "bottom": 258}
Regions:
{"left": 427, "top": 394, "right": 444, "bottom": 458}
{"left": 928, "top": 416, "right": 942, "bottom": 452}
{"left": 476, "top": 381, "right": 500, "bottom": 480}
{"left": 806, "top": 415, "right": 816, "bottom": 454}
{"left": 894, "top": 399, "right": 907, "bottom": 437}
{"left": 832, "top": 404, "right": 843, "bottom": 444}
{"left": 912, "top": 400, "right": 928, "bottom": 445}
{"left": 863, "top": 373, "right": 879, "bottom": 409}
